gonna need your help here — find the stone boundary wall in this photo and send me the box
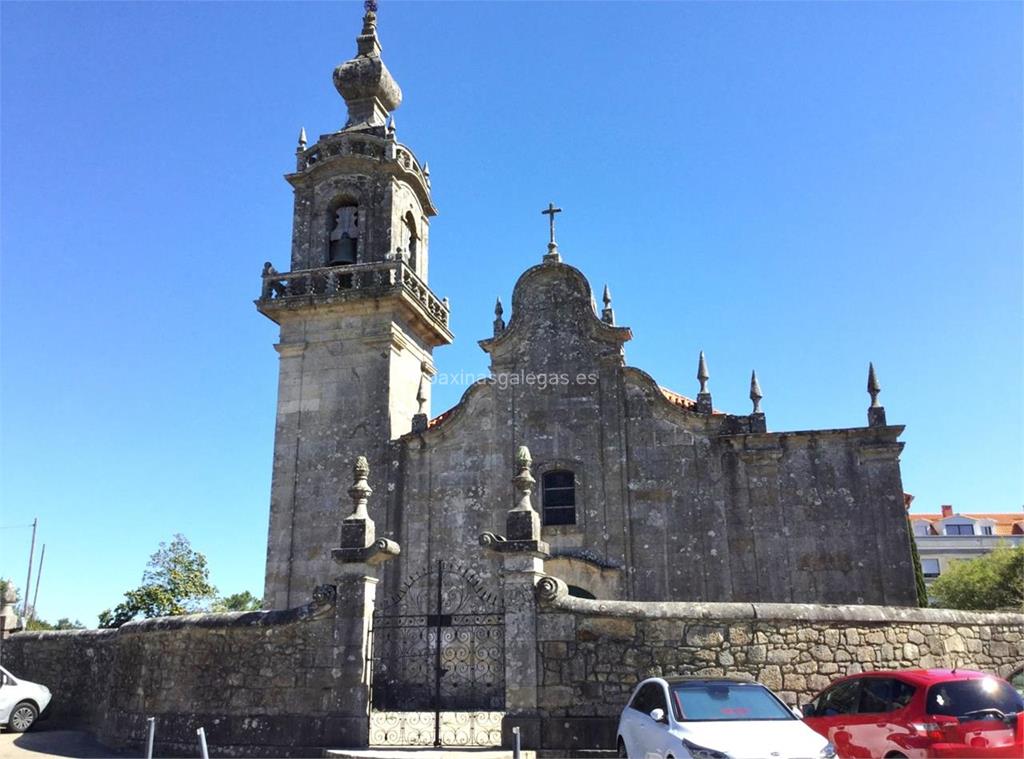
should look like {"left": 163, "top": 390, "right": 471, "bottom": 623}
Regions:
{"left": 531, "top": 577, "right": 1024, "bottom": 751}
{"left": 1, "top": 592, "right": 364, "bottom": 757}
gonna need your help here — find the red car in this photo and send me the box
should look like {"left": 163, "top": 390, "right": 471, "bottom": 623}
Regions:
{"left": 801, "top": 669, "right": 1023, "bottom": 758}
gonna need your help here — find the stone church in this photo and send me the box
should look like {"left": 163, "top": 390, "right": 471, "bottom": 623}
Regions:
{"left": 256, "top": 3, "right": 918, "bottom": 615}
{"left": 14, "top": 9, "right": 1024, "bottom": 756}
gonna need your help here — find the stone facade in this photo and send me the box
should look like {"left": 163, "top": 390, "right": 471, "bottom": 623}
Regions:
{"left": 258, "top": 6, "right": 918, "bottom": 614}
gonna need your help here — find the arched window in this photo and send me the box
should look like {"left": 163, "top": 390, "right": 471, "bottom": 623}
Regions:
{"left": 328, "top": 205, "right": 358, "bottom": 265}
{"left": 542, "top": 470, "right": 576, "bottom": 526}
{"left": 404, "top": 214, "right": 419, "bottom": 271}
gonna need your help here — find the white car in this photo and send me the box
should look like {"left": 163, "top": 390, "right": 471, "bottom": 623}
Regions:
{"left": 0, "top": 665, "right": 51, "bottom": 733}
{"left": 617, "top": 676, "right": 836, "bottom": 759}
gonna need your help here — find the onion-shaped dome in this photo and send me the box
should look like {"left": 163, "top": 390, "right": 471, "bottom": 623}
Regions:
{"left": 333, "top": 4, "right": 403, "bottom": 131}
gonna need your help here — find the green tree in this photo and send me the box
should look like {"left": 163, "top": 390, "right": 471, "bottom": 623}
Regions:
{"left": 907, "top": 519, "right": 929, "bottom": 607}
{"left": 212, "top": 591, "right": 262, "bottom": 612}
{"left": 26, "top": 617, "right": 85, "bottom": 631}
{"left": 98, "top": 534, "right": 218, "bottom": 628}
{"left": 929, "top": 542, "right": 1024, "bottom": 611}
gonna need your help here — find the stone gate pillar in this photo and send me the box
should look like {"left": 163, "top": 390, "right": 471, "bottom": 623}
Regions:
{"left": 329, "top": 456, "right": 400, "bottom": 747}
{"left": 480, "top": 445, "right": 550, "bottom": 748}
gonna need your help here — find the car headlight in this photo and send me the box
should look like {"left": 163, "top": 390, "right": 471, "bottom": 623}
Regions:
{"left": 682, "top": 739, "right": 730, "bottom": 759}
{"left": 820, "top": 743, "right": 837, "bottom": 758}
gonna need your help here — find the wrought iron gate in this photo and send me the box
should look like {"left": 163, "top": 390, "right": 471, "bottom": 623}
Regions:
{"left": 369, "top": 560, "right": 505, "bottom": 746}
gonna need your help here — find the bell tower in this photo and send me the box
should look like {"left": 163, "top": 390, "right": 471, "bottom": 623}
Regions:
{"left": 257, "top": 2, "right": 451, "bottom": 609}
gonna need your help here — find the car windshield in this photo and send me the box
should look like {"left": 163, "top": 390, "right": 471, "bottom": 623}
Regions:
{"left": 670, "top": 682, "right": 794, "bottom": 722}
{"left": 926, "top": 678, "right": 1024, "bottom": 717}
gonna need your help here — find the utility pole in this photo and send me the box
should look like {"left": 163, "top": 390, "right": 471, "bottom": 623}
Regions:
{"left": 22, "top": 518, "right": 37, "bottom": 619}
{"left": 31, "top": 544, "right": 46, "bottom": 621}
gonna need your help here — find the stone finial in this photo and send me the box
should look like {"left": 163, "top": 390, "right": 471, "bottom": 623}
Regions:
{"left": 867, "top": 362, "right": 887, "bottom": 427}
{"left": 511, "top": 446, "right": 538, "bottom": 514}
{"left": 601, "top": 284, "right": 615, "bottom": 325}
{"left": 512, "top": 445, "right": 535, "bottom": 507}
{"left": 493, "top": 297, "right": 506, "bottom": 335}
{"left": 479, "top": 445, "right": 548, "bottom": 557}
{"left": 868, "top": 362, "right": 881, "bottom": 407}
{"left": 750, "top": 370, "right": 763, "bottom": 414}
{"left": 695, "top": 351, "right": 713, "bottom": 414}
{"left": 697, "top": 351, "right": 710, "bottom": 393}
{"left": 297, "top": 127, "right": 307, "bottom": 151}
{"left": 348, "top": 456, "right": 372, "bottom": 520}
{"left": 333, "top": 455, "right": 400, "bottom": 565}
{"left": 423, "top": 162, "right": 431, "bottom": 188}
{"left": 386, "top": 115, "right": 396, "bottom": 140}
{"left": 333, "top": 0, "right": 403, "bottom": 131}
{"left": 416, "top": 376, "right": 427, "bottom": 415}
{"left": 749, "top": 370, "right": 766, "bottom": 432}
{"left": 411, "top": 377, "right": 429, "bottom": 433}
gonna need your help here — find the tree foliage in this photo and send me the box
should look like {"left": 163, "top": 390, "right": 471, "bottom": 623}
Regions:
{"left": 212, "top": 591, "right": 262, "bottom": 612}
{"left": 27, "top": 617, "right": 85, "bottom": 631}
{"left": 929, "top": 542, "right": 1024, "bottom": 611}
{"left": 99, "top": 534, "right": 217, "bottom": 628}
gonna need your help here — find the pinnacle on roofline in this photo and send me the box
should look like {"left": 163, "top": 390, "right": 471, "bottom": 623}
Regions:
{"left": 867, "top": 362, "right": 887, "bottom": 427}
{"left": 601, "top": 285, "right": 615, "bottom": 325}
{"left": 749, "top": 369, "right": 767, "bottom": 432}
{"left": 411, "top": 375, "right": 429, "bottom": 433}
{"left": 695, "top": 351, "right": 713, "bottom": 414}
{"left": 493, "top": 297, "right": 506, "bottom": 336}
{"left": 750, "top": 370, "right": 763, "bottom": 414}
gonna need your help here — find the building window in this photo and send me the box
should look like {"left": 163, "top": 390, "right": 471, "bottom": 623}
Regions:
{"left": 945, "top": 524, "right": 975, "bottom": 536}
{"left": 921, "top": 559, "right": 940, "bottom": 578}
{"left": 981, "top": 525, "right": 993, "bottom": 536}
{"left": 542, "top": 470, "right": 576, "bottom": 526}
{"left": 404, "top": 214, "right": 419, "bottom": 271}
{"left": 328, "top": 205, "right": 359, "bottom": 265}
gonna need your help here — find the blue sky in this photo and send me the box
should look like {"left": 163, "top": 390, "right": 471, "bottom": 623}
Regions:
{"left": 1, "top": 1, "right": 1020, "bottom": 626}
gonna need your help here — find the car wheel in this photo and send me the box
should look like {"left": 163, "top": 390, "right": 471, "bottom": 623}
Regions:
{"left": 617, "top": 738, "right": 628, "bottom": 758}
{"left": 8, "top": 701, "right": 38, "bottom": 733}
{"left": 884, "top": 754, "right": 907, "bottom": 759}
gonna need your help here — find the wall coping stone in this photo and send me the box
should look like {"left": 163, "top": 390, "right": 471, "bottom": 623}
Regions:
{"left": 535, "top": 576, "right": 1024, "bottom": 626}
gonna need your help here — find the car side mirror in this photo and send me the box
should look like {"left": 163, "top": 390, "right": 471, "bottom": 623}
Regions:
{"left": 649, "top": 708, "right": 666, "bottom": 724}
{"left": 791, "top": 706, "right": 802, "bottom": 719}
{"left": 800, "top": 703, "right": 815, "bottom": 718}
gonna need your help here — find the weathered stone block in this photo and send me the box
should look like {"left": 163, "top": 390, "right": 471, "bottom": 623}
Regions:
{"left": 578, "top": 617, "right": 636, "bottom": 641}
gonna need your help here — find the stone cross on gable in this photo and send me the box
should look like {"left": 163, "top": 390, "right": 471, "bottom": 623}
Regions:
{"left": 542, "top": 202, "right": 563, "bottom": 263}
{"left": 542, "top": 202, "right": 562, "bottom": 245}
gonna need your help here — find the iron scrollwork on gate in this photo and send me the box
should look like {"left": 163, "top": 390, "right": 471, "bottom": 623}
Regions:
{"left": 370, "top": 560, "right": 505, "bottom": 746}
